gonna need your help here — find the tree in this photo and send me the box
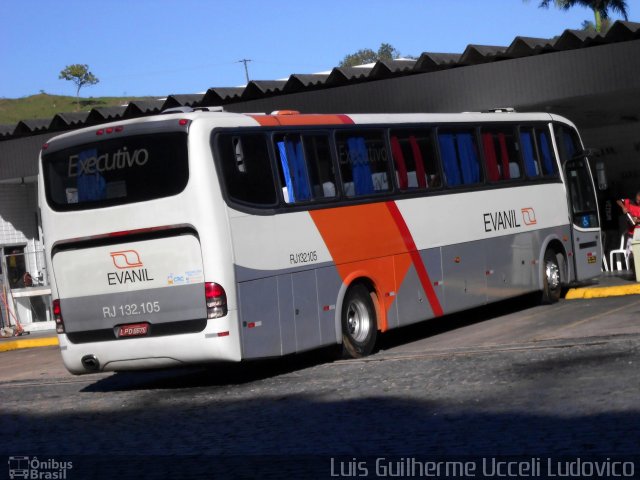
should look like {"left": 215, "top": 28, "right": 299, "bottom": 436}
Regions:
{"left": 59, "top": 64, "right": 99, "bottom": 109}
{"left": 535, "top": 0, "right": 629, "bottom": 32}
{"left": 339, "top": 43, "right": 401, "bottom": 68}
{"left": 581, "top": 17, "right": 613, "bottom": 32}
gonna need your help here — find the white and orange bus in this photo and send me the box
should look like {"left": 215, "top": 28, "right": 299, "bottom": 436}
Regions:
{"left": 38, "top": 109, "right": 601, "bottom": 374}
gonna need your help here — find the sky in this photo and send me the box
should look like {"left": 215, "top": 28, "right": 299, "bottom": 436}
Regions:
{"left": 0, "top": 0, "right": 633, "bottom": 99}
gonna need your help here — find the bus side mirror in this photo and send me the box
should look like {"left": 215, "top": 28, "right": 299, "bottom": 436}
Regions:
{"left": 571, "top": 148, "right": 597, "bottom": 160}
{"left": 596, "top": 161, "right": 607, "bottom": 191}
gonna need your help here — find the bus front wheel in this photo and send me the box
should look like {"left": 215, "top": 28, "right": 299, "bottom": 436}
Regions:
{"left": 541, "top": 248, "right": 562, "bottom": 304}
{"left": 341, "top": 285, "right": 378, "bottom": 358}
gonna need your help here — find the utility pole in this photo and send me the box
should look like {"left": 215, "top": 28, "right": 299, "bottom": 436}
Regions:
{"left": 237, "top": 59, "right": 252, "bottom": 84}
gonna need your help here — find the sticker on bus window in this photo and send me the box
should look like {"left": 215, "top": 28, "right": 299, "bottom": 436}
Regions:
{"left": 65, "top": 188, "right": 78, "bottom": 204}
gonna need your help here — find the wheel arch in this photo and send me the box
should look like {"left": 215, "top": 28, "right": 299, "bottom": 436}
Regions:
{"left": 333, "top": 272, "right": 384, "bottom": 345}
{"left": 538, "top": 235, "right": 568, "bottom": 289}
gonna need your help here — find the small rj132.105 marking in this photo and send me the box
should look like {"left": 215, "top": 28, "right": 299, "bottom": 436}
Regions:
{"left": 290, "top": 250, "right": 318, "bottom": 265}
{"left": 103, "top": 301, "right": 160, "bottom": 318}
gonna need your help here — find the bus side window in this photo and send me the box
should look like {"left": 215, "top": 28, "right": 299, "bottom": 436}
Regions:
{"left": 519, "top": 127, "right": 542, "bottom": 178}
{"left": 390, "top": 129, "right": 441, "bottom": 191}
{"left": 480, "top": 127, "right": 521, "bottom": 182}
{"left": 438, "top": 129, "right": 482, "bottom": 187}
{"left": 274, "top": 134, "right": 336, "bottom": 203}
{"left": 535, "top": 127, "right": 557, "bottom": 176}
{"left": 554, "top": 124, "right": 582, "bottom": 163}
{"left": 274, "top": 133, "right": 312, "bottom": 203}
{"left": 336, "top": 131, "right": 390, "bottom": 197}
{"left": 302, "top": 135, "right": 337, "bottom": 199}
{"left": 217, "top": 133, "right": 278, "bottom": 206}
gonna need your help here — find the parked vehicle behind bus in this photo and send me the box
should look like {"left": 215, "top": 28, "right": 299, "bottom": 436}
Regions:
{"left": 38, "top": 110, "right": 601, "bottom": 374}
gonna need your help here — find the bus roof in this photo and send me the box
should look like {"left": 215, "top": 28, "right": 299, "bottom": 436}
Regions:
{"left": 42, "top": 110, "right": 576, "bottom": 150}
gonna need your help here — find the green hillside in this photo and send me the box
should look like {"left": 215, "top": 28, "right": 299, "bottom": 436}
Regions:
{"left": 0, "top": 93, "right": 159, "bottom": 126}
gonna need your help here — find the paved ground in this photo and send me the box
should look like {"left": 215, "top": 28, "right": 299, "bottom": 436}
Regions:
{"left": 1, "top": 290, "right": 640, "bottom": 478}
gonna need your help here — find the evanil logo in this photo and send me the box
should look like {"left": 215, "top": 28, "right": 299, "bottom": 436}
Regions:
{"left": 110, "top": 250, "right": 143, "bottom": 269}
{"left": 68, "top": 147, "right": 149, "bottom": 177}
{"left": 107, "top": 250, "right": 154, "bottom": 286}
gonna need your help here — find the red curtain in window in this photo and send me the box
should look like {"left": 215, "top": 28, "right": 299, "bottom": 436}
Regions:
{"left": 409, "top": 136, "right": 427, "bottom": 188}
{"left": 482, "top": 133, "right": 500, "bottom": 181}
{"left": 390, "top": 136, "right": 408, "bottom": 190}
{"left": 497, "top": 133, "right": 510, "bottom": 180}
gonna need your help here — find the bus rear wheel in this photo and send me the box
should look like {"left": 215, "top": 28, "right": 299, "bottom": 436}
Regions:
{"left": 541, "top": 248, "right": 562, "bottom": 304}
{"left": 341, "top": 285, "right": 378, "bottom": 358}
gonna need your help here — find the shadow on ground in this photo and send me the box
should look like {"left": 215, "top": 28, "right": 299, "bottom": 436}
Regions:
{"left": 81, "top": 293, "right": 544, "bottom": 393}
{"left": 1, "top": 396, "right": 638, "bottom": 478}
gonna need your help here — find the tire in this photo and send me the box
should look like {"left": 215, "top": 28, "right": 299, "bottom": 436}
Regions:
{"left": 341, "top": 284, "right": 378, "bottom": 358}
{"left": 541, "top": 248, "right": 562, "bottom": 304}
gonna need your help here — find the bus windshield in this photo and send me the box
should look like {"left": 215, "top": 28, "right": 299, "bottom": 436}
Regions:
{"left": 42, "top": 132, "right": 189, "bottom": 211}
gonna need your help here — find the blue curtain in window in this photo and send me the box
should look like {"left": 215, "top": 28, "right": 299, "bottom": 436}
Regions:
{"left": 77, "top": 148, "right": 106, "bottom": 202}
{"left": 520, "top": 132, "right": 538, "bottom": 177}
{"left": 277, "top": 141, "right": 295, "bottom": 202}
{"left": 563, "top": 132, "right": 576, "bottom": 159}
{"left": 278, "top": 139, "right": 311, "bottom": 202}
{"left": 538, "top": 131, "right": 555, "bottom": 175}
{"left": 456, "top": 133, "right": 480, "bottom": 184}
{"left": 286, "top": 139, "right": 311, "bottom": 201}
{"left": 347, "top": 137, "right": 374, "bottom": 195}
{"left": 438, "top": 133, "right": 461, "bottom": 187}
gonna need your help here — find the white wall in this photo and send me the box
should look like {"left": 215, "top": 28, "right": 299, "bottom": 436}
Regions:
{"left": 0, "top": 182, "right": 44, "bottom": 278}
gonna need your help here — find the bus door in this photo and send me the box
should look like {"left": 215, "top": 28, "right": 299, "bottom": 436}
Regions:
{"left": 555, "top": 123, "right": 602, "bottom": 281}
{"left": 564, "top": 156, "right": 602, "bottom": 280}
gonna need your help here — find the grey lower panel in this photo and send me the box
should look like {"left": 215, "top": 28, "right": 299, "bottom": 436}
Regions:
{"left": 486, "top": 233, "right": 538, "bottom": 301}
{"left": 572, "top": 228, "right": 601, "bottom": 281}
{"left": 240, "top": 266, "right": 343, "bottom": 359}
{"left": 442, "top": 241, "right": 487, "bottom": 312}
{"left": 277, "top": 274, "right": 296, "bottom": 355}
{"left": 238, "top": 276, "right": 282, "bottom": 358}
{"left": 237, "top": 226, "right": 574, "bottom": 352}
{"left": 291, "top": 270, "right": 321, "bottom": 352}
{"left": 395, "top": 248, "right": 443, "bottom": 328}
{"left": 315, "top": 266, "right": 343, "bottom": 346}
{"left": 394, "top": 226, "right": 572, "bottom": 324}
{"left": 61, "top": 284, "right": 206, "bottom": 333}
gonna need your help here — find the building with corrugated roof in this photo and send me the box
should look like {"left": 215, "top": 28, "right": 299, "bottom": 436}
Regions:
{"left": 0, "top": 21, "right": 639, "bottom": 329}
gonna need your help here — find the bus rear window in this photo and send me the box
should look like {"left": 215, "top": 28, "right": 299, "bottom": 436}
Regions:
{"left": 42, "top": 133, "right": 189, "bottom": 211}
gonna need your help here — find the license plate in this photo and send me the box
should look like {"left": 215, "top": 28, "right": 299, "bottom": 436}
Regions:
{"left": 117, "top": 323, "right": 149, "bottom": 337}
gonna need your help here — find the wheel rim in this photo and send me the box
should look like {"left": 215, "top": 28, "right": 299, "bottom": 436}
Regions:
{"left": 545, "top": 260, "right": 560, "bottom": 291}
{"left": 346, "top": 298, "right": 371, "bottom": 343}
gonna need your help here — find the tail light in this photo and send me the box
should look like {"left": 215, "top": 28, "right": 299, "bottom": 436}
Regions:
{"left": 53, "top": 299, "right": 65, "bottom": 333}
{"left": 205, "top": 282, "right": 227, "bottom": 319}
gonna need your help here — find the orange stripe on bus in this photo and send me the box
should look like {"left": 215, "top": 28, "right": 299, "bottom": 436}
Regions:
{"left": 310, "top": 201, "right": 443, "bottom": 331}
{"left": 248, "top": 116, "right": 281, "bottom": 126}
{"left": 385, "top": 201, "right": 444, "bottom": 317}
{"left": 249, "top": 114, "right": 353, "bottom": 126}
